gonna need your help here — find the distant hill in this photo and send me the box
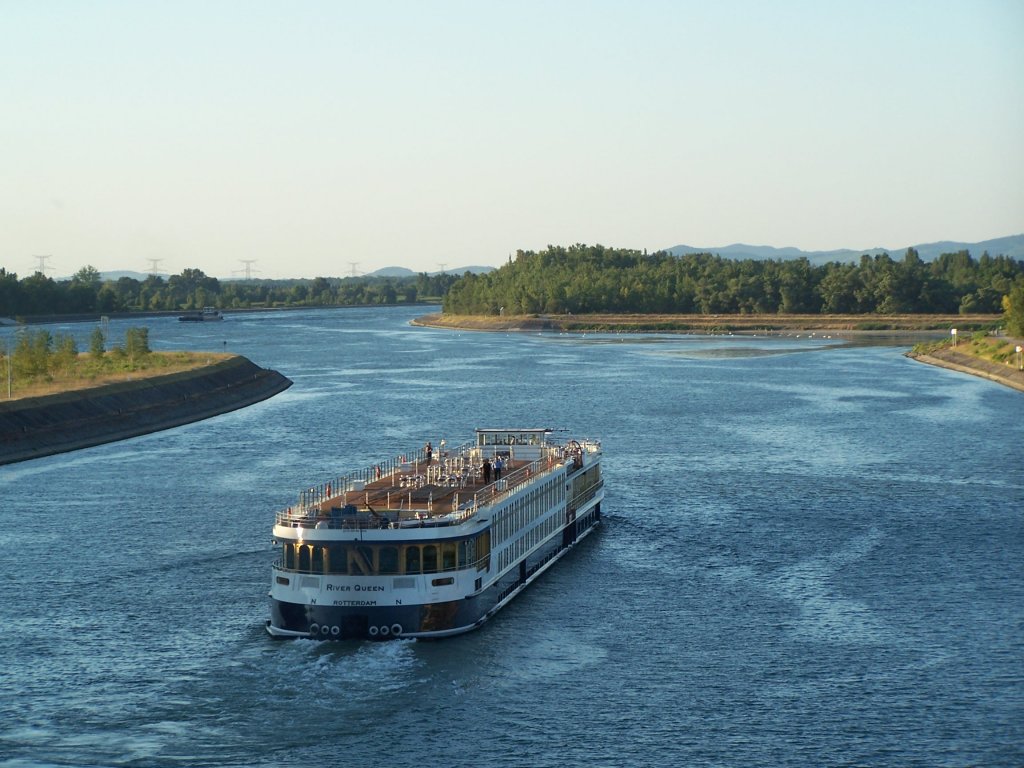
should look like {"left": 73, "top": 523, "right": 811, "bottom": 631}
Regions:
{"left": 665, "top": 234, "right": 1024, "bottom": 265}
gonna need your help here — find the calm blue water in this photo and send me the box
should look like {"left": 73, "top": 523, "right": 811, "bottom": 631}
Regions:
{"left": 2, "top": 306, "right": 1022, "bottom": 768}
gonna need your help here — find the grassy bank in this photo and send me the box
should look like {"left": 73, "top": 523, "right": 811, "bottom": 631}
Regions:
{"left": 1, "top": 351, "right": 233, "bottom": 401}
{"left": 911, "top": 333, "right": 1023, "bottom": 365}
{"left": 907, "top": 333, "right": 1024, "bottom": 393}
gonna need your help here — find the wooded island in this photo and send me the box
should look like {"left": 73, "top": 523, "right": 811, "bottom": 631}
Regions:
{"left": 442, "top": 245, "right": 1024, "bottom": 328}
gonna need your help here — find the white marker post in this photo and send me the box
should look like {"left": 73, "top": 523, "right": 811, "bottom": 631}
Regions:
{"left": 951, "top": 328, "right": 958, "bottom": 348}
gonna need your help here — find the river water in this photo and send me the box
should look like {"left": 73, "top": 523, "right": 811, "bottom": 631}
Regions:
{"left": 1, "top": 305, "right": 1022, "bottom": 767}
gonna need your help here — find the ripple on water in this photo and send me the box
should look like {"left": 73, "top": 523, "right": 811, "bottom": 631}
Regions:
{"left": 2, "top": 307, "right": 1022, "bottom": 768}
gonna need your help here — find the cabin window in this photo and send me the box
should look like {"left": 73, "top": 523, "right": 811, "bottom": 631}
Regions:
{"left": 422, "top": 545, "right": 438, "bottom": 573}
{"left": 475, "top": 531, "right": 491, "bottom": 570}
{"left": 281, "top": 539, "right": 497, "bottom": 577}
{"left": 432, "top": 577, "right": 454, "bottom": 587}
{"left": 327, "top": 544, "right": 348, "bottom": 575}
{"left": 405, "top": 546, "right": 421, "bottom": 574}
{"left": 379, "top": 546, "right": 399, "bottom": 575}
{"left": 442, "top": 542, "right": 457, "bottom": 571}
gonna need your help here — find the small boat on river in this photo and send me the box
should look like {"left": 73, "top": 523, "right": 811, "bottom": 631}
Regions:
{"left": 178, "top": 307, "right": 223, "bottom": 321}
{"left": 266, "top": 428, "right": 604, "bottom": 640}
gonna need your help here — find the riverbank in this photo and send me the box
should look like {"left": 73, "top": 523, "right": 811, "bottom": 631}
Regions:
{"left": 413, "top": 311, "right": 999, "bottom": 335}
{"left": 2, "top": 301, "right": 442, "bottom": 326}
{"left": 905, "top": 339, "right": 1024, "bottom": 393}
{"left": 0, "top": 355, "right": 292, "bottom": 466}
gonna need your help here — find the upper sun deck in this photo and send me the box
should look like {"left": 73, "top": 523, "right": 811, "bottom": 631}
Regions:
{"left": 274, "top": 429, "right": 601, "bottom": 533}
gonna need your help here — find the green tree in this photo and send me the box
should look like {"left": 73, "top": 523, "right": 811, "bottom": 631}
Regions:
{"left": 0, "top": 268, "right": 21, "bottom": 316}
{"left": 1003, "top": 279, "right": 1024, "bottom": 337}
{"left": 20, "top": 273, "right": 58, "bottom": 315}
{"left": 13, "top": 329, "right": 52, "bottom": 377}
{"left": 90, "top": 327, "right": 106, "bottom": 360}
{"left": 96, "top": 285, "right": 121, "bottom": 312}
{"left": 168, "top": 268, "right": 220, "bottom": 309}
{"left": 124, "top": 327, "right": 150, "bottom": 364}
{"left": 72, "top": 265, "right": 102, "bottom": 290}
{"left": 54, "top": 333, "right": 79, "bottom": 373}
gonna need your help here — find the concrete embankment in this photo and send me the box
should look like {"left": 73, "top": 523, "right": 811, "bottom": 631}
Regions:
{"left": 0, "top": 356, "right": 292, "bottom": 466}
{"left": 906, "top": 347, "right": 1024, "bottom": 393}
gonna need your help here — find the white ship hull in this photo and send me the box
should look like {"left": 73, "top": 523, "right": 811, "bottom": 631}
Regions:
{"left": 267, "top": 429, "right": 603, "bottom": 640}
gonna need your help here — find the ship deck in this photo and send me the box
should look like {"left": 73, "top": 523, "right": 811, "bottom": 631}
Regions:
{"left": 279, "top": 451, "right": 549, "bottom": 531}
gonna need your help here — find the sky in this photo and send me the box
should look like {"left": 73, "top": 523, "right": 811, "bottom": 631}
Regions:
{"left": 2, "top": 1, "right": 1022, "bottom": 279}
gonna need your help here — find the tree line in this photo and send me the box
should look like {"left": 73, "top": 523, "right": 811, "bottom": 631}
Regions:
{"left": 0, "top": 266, "right": 460, "bottom": 317}
{"left": 443, "top": 244, "right": 1024, "bottom": 317}
{"left": 4, "top": 248, "right": 1023, "bottom": 325}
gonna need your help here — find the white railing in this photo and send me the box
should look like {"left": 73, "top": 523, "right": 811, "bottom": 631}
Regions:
{"left": 274, "top": 438, "right": 599, "bottom": 527}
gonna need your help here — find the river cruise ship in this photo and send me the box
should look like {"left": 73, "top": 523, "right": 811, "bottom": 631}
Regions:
{"left": 267, "top": 428, "right": 603, "bottom": 640}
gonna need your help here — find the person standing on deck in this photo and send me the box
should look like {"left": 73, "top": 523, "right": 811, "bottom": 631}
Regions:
{"left": 483, "top": 457, "right": 492, "bottom": 484}
{"left": 425, "top": 441, "right": 433, "bottom": 464}
{"left": 494, "top": 456, "right": 503, "bottom": 480}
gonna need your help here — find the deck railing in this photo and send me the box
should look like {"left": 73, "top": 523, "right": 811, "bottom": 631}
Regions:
{"left": 273, "top": 439, "right": 601, "bottom": 531}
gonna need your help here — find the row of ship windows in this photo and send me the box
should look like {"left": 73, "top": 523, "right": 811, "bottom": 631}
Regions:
{"left": 497, "top": 513, "right": 561, "bottom": 572}
{"left": 493, "top": 478, "right": 564, "bottom": 544}
{"left": 572, "top": 465, "right": 602, "bottom": 497}
{"left": 280, "top": 533, "right": 491, "bottom": 576}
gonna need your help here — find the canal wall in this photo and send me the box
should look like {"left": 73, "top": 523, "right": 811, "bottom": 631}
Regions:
{"left": 907, "top": 346, "right": 1024, "bottom": 394}
{"left": 0, "top": 356, "right": 292, "bottom": 466}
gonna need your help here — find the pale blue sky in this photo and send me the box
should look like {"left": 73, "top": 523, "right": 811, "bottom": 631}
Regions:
{"left": 2, "top": 0, "right": 1022, "bottom": 278}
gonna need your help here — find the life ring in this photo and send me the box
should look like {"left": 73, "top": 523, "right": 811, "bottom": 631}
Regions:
{"left": 368, "top": 625, "right": 379, "bottom": 637}
{"left": 390, "top": 623, "right": 403, "bottom": 637}
{"left": 330, "top": 625, "right": 340, "bottom": 636}
{"left": 309, "top": 623, "right": 320, "bottom": 636}
{"left": 379, "top": 625, "right": 391, "bottom": 637}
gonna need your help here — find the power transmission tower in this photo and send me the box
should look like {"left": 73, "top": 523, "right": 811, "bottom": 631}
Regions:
{"left": 32, "top": 255, "right": 53, "bottom": 274}
{"left": 437, "top": 263, "right": 447, "bottom": 274}
{"left": 348, "top": 262, "right": 361, "bottom": 277}
{"left": 145, "top": 258, "right": 164, "bottom": 276}
{"left": 236, "top": 259, "right": 259, "bottom": 280}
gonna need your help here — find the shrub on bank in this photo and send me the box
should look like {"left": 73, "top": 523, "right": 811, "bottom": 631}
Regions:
{"left": 1, "top": 326, "right": 216, "bottom": 398}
